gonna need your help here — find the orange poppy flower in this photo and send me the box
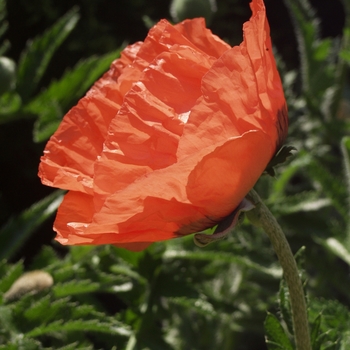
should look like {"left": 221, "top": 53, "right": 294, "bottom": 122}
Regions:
{"left": 39, "top": 0, "right": 288, "bottom": 251}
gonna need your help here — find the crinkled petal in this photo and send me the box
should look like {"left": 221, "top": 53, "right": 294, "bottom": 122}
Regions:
{"left": 53, "top": 130, "right": 272, "bottom": 249}
{"left": 38, "top": 43, "right": 143, "bottom": 194}
{"left": 174, "top": 18, "right": 230, "bottom": 58}
{"left": 177, "top": 0, "right": 285, "bottom": 160}
{"left": 39, "top": 18, "right": 231, "bottom": 195}
{"left": 93, "top": 43, "right": 219, "bottom": 201}
{"left": 40, "top": 0, "right": 288, "bottom": 251}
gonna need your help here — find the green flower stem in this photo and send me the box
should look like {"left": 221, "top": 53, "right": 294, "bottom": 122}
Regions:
{"left": 247, "top": 189, "right": 311, "bottom": 350}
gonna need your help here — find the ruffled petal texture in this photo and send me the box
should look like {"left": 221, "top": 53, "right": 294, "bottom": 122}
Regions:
{"left": 39, "top": 0, "right": 287, "bottom": 251}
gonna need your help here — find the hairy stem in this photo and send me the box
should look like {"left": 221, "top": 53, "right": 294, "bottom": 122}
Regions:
{"left": 247, "top": 189, "right": 311, "bottom": 350}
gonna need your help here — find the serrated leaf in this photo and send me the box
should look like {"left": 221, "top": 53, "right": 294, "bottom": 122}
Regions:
{"left": 340, "top": 331, "right": 350, "bottom": 350}
{"left": 169, "top": 297, "right": 216, "bottom": 317}
{"left": 341, "top": 136, "right": 350, "bottom": 244}
{"left": 283, "top": 0, "right": 319, "bottom": 91}
{"left": 16, "top": 7, "right": 80, "bottom": 102}
{"left": 0, "top": 337, "right": 42, "bottom": 350}
{"left": 53, "top": 279, "right": 101, "bottom": 297}
{"left": 28, "top": 49, "right": 120, "bottom": 142}
{"left": 307, "top": 158, "right": 347, "bottom": 220}
{"left": 264, "top": 313, "right": 293, "bottom": 350}
{"left": 110, "top": 265, "right": 146, "bottom": 284}
{"left": 0, "top": 305, "right": 16, "bottom": 335}
{"left": 0, "top": 261, "right": 23, "bottom": 294}
{"left": 29, "top": 246, "right": 58, "bottom": 271}
{"left": 278, "top": 279, "right": 293, "bottom": 336}
{"left": 310, "top": 314, "right": 322, "bottom": 350}
{"left": 163, "top": 250, "right": 282, "bottom": 278}
{"left": 270, "top": 153, "right": 311, "bottom": 200}
{"left": 69, "top": 245, "right": 96, "bottom": 262}
{"left": 54, "top": 343, "right": 86, "bottom": 350}
{"left": 113, "top": 246, "right": 145, "bottom": 267}
{"left": 26, "top": 319, "right": 131, "bottom": 338}
{"left": 323, "top": 238, "right": 350, "bottom": 266}
{"left": 270, "top": 191, "right": 331, "bottom": 215}
{"left": 283, "top": 0, "right": 341, "bottom": 117}
{"left": 0, "top": 190, "right": 63, "bottom": 260}
{"left": 48, "top": 264, "right": 84, "bottom": 283}
{"left": 30, "top": 297, "right": 73, "bottom": 323}
{"left": 0, "top": 0, "right": 7, "bottom": 45}
{"left": 55, "top": 343, "right": 94, "bottom": 350}
{"left": 0, "top": 92, "right": 22, "bottom": 122}
{"left": 23, "top": 294, "right": 56, "bottom": 322}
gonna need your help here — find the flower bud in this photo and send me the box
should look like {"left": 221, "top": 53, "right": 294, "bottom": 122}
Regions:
{"left": 170, "top": 0, "right": 217, "bottom": 24}
{"left": 3, "top": 270, "right": 53, "bottom": 301}
{"left": 0, "top": 56, "right": 16, "bottom": 95}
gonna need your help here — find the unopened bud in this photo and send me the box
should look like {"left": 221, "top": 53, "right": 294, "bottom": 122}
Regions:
{"left": 3, "top": 270, "right": 53, "bottom": 301}
{"left": 0, "top": 57, "right": 16, "bottom": 95}
{"left": 170, "top": 0, "right": 217, "bottom": 24}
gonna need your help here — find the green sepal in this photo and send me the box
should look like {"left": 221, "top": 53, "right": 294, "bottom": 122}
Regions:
{"left": 265, "top": 145, "right": 297, "bottom": 177}
{"left": 194, "top": 198, "right": 254, "bottom": 247}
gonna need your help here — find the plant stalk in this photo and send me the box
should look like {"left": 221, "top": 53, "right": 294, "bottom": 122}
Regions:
{"left": 247, "top": 189, "right": 311, "bottom": 350}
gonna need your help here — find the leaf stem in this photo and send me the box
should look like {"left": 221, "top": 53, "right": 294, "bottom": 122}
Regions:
{"left": 247, "top": 189, "right": 311, "bottom": 350}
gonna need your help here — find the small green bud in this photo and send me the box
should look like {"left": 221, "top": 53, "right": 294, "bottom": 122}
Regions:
{"left": 0, "top": 56, "right": 16, "bottom": 96}
{"left": 170, "top": 0, "right": 217, "bottom": 24}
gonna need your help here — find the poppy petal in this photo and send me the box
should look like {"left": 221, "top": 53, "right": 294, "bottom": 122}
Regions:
{"left": 93, "top": 42, "right": 223, "bottom": 201}
{"left": 177, "top": 0, "right": 285, "bottom": 160}
{"left": 53, "top": 130, "right": 272, "bottom": 249}
{"left": 174, "top": 18, "right": 230, "bottom": 58}
{"left": 38, "top": 43, "right": 143, "bottom": 194}
{"left": 39, "top": 0, "right": 288, "bottom": 250}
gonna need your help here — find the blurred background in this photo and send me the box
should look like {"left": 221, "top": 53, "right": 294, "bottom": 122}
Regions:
{"left": 1, "top": 0, "right": 350, "bottom": 349}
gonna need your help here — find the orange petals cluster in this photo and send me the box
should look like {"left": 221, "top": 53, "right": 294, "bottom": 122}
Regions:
{"left": 39, "top": 0, "right": 287, "bottom": 251}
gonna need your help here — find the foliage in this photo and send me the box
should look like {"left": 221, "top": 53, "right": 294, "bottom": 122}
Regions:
{"left": 0, "top": 0, "right": 350, "bottom": 349}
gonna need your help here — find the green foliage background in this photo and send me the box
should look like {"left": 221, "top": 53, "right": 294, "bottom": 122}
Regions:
{"left": 0, "top": 0, "right": 349, "bottom": 349}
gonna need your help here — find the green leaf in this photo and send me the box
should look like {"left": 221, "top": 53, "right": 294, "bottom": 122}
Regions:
{"left": 16, "top": 7, "right": 80, "bottom": 102}
{"left": 53, "top": 280, "right": 101, "bottom": 298}
{"left": 112, "top": 246, "right": 145, "bottom": 268}
{"left": 264, "top": 313, "right": 293, "bottom": 350}
{"left": 0, "top": 0, "right": 8, "bottom": 52}
{"left": 323, "top": 238, "right": 350, "bottom": 266}
{"left": 28, "top": 246, "right": 59, "bottom": 271}
{"left": 26, "top": 319, "right": 131, "bottom": 338}
{"left": 283, "top": 0, "right": 340, "bottom": 117}
{"left": 163, "top": 249, "right": 282, "bottom": 278}
{"left": 26, "top": 297, "right": 73, "bottom": 324}
{"left": 55, "top": 343, "right": 92, "bottom": 350}
{"left": 307, "top": 157, "right": 347, "bottom": 220}
{"left": 169, "top": 297, "right": 216, "bottom": 318}
{"left": 0, "top": 92, "right": 22, "bottom": 122}
{"left": 0, "top": 337, "right": 43, "bottom": 350}
{"left": 0, "top": 260, "right": 23, "bottom": 295}
{"left": 308, "top": 298, "right": 350, "bottom": 348}
{"left": 0, "top": 305, "right": 17, "bottom": 335}
{"left": 310, "top": 314, "right": 322, "bottom": 350}
{"left": 278, "top": 279, "right": 293, "bottom": 336}
{"left": 340, "top": 331, "right": 350, "bottom": 350}
{"left": 29, "top": 49, "right": 120, "bottom": 142}
{"left": 0, "top": 191, "right": 63, "bottom": 260}
{"left": 110, "top": 265, "right": 146, "bottom": 284}
{"left": 270, "top": 154, "right": 311, "bottom": 200}
{"left": 270, "top": 191, "right": 331, "bottom": 215}
{"left": 283, "top": 0, "right": 320, "bottom": 93}
{"left": 341, "top": 136, "right": 350, "bottom": 244}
